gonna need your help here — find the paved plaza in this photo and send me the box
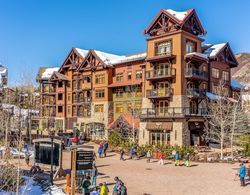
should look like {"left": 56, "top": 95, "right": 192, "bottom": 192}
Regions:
{"left": 59, "top": 143, "right": 249, "bottom": 195}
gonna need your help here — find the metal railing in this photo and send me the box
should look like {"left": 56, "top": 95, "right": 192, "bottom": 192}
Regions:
{"left": 185, "top": 68, "right": 208, "bottom": 79}
{"left": 146, "top": 88, "right": 173, "bottom": 98}
{"left": 140, "top": 107, "right": 208, "bottom": 118}
{"left": 146, "top": 68, "right": 176, "bottom": 79}
{"left": 186, "top": 88, "right": 206, "bottom": 97}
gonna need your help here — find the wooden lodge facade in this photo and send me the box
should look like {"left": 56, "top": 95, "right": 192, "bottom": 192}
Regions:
{"left": 36, "top": 8, "right": 238, "bottom": 146}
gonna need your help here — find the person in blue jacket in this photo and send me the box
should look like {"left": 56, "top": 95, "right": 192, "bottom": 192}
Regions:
{"left": 239, "top": 162, "right": 246, "bottom": 186}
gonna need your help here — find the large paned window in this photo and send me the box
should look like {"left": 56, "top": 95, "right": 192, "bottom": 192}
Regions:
{"left": 150, "top": 132, "right": 170, "bottom": 145}
{"left": 95, "top": 104, "right": 104, "bottom": 112}
{"left": 116, "top": 73, "right": 124, "bottom": 82}
{"left": 95, "top": 89, "right": 105, "bottom": 98}
{"left": 155, "top": 41, "right": 172, "bottom": 56}
{"left": 115, "top": 103, "right": 123, "bottom": 113}
{"left": 212, "top": 68, "right": 220, "bottom": 78}
{"left": 186, "top": 40, "right": 196, "bottom": 53}
{"left": 115, "top": 88, "right": 124, "bottom": 98}
{"left": 127, "top": 72, "right": 132, "bottom": 80}
{"left": 95, "top": 74, "right": 105, "bottom": 84}
{"left": 136, "top": 70, "right": 142, "bottom": 80}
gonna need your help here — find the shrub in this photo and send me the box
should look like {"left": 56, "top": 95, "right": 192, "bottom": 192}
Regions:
{"left": 239, "top": 134, "right": 250, "bottom": 157}
{"left": 108, "top": 131, "right": 123, "bottom": 147}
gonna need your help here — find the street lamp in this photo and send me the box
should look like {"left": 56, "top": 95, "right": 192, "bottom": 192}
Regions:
{"left": 49, "top": 120, "right": 55, "bottom": 185}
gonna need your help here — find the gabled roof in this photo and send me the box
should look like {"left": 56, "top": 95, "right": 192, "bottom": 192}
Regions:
{"left": 74, "top": 48, "right": 89, "bottom": 58}
{"left": 203, "top": 42, "right": 238, "bottom": 67}
{"left": 36, "top": 67, "right": 59, "bottom": 81}
{"left": 50, "top": 71, "right": 69, "bottom": 81}
{"left": 144, "top": 8, "right": 206, "bottom": 35}
{"left": 108, "top": 114, "right": 140, "bottom": 129}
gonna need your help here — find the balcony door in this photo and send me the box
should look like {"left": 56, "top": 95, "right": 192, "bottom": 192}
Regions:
{"left": 156, "top": 101, "right": 169, "bottom": 116}
{"left": 156, "top": 82, "right": 170, "bottom": 96}
{"left": 190, "top": 101, "right": 198, "bottom": 114}
{"left": 155, "top": 63, "right": 170, "bottom": 77}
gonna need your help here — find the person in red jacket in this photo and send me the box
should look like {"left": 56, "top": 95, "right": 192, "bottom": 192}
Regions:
{"left": 158, "top": 151, "right": 164, "bottom": 165}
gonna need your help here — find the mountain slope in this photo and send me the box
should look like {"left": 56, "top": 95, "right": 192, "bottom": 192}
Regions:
{"left": 232, "top": 53, "right": 250, "bottom": 84}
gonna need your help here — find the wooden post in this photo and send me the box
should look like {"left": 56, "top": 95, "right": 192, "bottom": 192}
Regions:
{"left": 65, "top": 174, "right": 71, "bottom": 194}
{"left": 71, "top": 148, "right": 76, "bottom": 195}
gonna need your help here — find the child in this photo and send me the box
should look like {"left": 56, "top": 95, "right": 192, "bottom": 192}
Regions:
{"left": 158, "top": 151, "right": 164, "bottom": 165}
{"left": 175, "top": 151, "right": 180, "bottom": 166}
{"left": 184, "top": 153, "right": 190, "bottom": 167}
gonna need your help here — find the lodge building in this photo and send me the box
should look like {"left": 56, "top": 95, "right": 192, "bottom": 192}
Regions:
{"left": 36, "top": 8, "right": 238, "bottom": 146}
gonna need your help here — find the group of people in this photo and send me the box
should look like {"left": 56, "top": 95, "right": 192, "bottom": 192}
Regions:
{"left": 98, "top": 142, "right": 109, "bottom": 158}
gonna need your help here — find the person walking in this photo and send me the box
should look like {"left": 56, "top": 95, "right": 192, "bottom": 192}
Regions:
{"left": 103, "top": 142, "right": 108, "bottom": 157}
{"left": 239, "top": 162, "right": 246, "bottom": 187}
{"left": 82, "top": 176, "right": 91, "bottom": 195}
{"left": 184, "top": 153, "right": 190, "bottom": 167}
{"left": 129, "top": 147, "right": 134, "bottom": 160}
{"left": 92, "top": 164, "right": 98, "bottom": 187}
{"left": 98, "top": 145, "right": 103, "bottom": 158}
{"left": 175, "top": 151, "right": 180, "bottom": 166}
{"left": 120, "top": 148, "right": 125, "bottom": 161}
{"left": 25, "top": 151, "right": 30, "bottom": 166}
{"left": 120, "top": 182, "right": 127, "bottom": 195}
{"left": 146, "top": 150, "right": 151, "bottom": 163}
{"left": 100, "top": 182, "right": 109, "bottom": 195}
{"left": 113, "top": 176, "right": 122, "bottom": 194}
{"left": 158, "top": 151, "right": 164, "bottom": 165}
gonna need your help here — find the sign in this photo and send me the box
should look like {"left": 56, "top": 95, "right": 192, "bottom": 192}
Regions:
{"left": 34, "top": 140, "right": 60, "bottom": 166}
{"left": 74, "top": 151, "right": 94, "bottom": 170}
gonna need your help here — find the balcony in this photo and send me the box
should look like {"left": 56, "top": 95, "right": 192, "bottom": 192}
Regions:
{"left": 73, "top": 97, "right": 92, "bottom": 104}
{"left": 185, "top": 68, "right": 208, "bottom": 81}
{"left": 146, "top": 88, "right": 173, "bottom": 99}
{"left": 140, "top": 107, "right": 207, "bottom": 119}
{"left": 147, "top": 52, "right": 175, "bottom": 63}
{"left": 42, "top": 88, "right": 56, "bottom": 94}
{"left": 146, "top": 69, "right": 176, "bottom": 81}
{"left": 186, "top": 88, "right": 206, "bottom": 98}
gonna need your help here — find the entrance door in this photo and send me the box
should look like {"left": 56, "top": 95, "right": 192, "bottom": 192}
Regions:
{"left": 156, "top": 101, "right": 169, "bottom": 116}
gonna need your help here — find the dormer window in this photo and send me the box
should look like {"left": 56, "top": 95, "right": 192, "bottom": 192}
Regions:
{"left": 155, "top": 40, "right": 172, "bottom": 56}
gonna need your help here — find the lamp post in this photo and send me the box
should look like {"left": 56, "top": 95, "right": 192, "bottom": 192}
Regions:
{"left": 49, "top": 119, "right": 55, "bottom": 185}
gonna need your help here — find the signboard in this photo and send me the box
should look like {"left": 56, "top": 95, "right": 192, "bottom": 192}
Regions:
{"left": 34, "top": 140, "right": 60, "bottom": 166}
{"left": 74, "top": 151, "right": 94, "bottom": 170}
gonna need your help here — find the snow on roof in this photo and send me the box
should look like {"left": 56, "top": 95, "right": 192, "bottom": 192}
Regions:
{"left": 2, "top": 103, "right": 39, "bottom": 117}
{"left": 94, "top": 50, "right": 124, "bottom": 66}
{"left": 110, "top": 52, "right": 147, "bottom": 65}
{"left": 75, "top": 48, "right": 89, "bottom": 58}
{"left": 185, "top": 52, "right": 208, "bottom": 61}
{"left": 231, "top": 80, "right": 242, "bottom": 89}
{"left": 203, "top": 43, "right": 227, "bottom": 58}
{"left": 165, "top": 9, "right": 189, "bottom": 21}
{"left": 41, "top": 67, "right": 60, "bottom": 79}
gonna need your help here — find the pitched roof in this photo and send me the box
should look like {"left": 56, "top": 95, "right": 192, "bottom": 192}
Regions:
{"left": 108, "top": 114, "right": 140, "bottom": 129}
{"left": 74, "top": 48, "right": 89, "bottom": 58}
{"left": 164, "top": 9, "right": 192, "bottom": 23}
{"left": 50, "top": 71, "right": 69, "bottom": 81}
{"left": 203, "top": 43, "right": 227, "bottom": 58}
{"left": 36, "top": 67, "right": 59, "bottom": 81}
{"left": 93, "top": 50, "right": 123, "bottom": 67}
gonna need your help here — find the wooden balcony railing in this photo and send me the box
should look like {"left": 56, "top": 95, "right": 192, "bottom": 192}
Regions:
{"left": 140, "top": 107, "right": 208, "bottom": 119}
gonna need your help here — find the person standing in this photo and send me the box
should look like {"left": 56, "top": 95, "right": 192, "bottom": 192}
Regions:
{"left": 92, "top": 164, "right": 98, "bottom": 187}
{"left": 120, "top": 182, "right": 127, "bottom": 195}
{"left": 113, "top": 176, "right": 122, "bottom": 194}
{"left": 103, "top": 142, "right": 108, "bottom": 157}
{"left": 146, "top": 150, "right": 151, "bottom": 163}
{"left": 120, "top": 148, "right": 125, "bottom": 161}
{"left": 100, "top": 182, "right": 109, "bottom": 195}
{"left": 158, "top": 151, "right": 164, "bottom": 165}
{"left": 98, "top": 145, "right": 103, "bottom": 158}
{"left": 82, "top": 176, "right": 91, "bottom": 195}
{"left": 184, "top": 153, "right": 190, "bottom": 167}
{"left": 239, "top": 163, "right": 246, "bottom": 187}
{"left": 175, "top": 151, "right": 180, "bottom": 166}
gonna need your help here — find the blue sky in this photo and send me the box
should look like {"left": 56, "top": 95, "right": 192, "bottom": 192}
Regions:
{"left": 0, "top": 0, "right": 250, "bottom": 86}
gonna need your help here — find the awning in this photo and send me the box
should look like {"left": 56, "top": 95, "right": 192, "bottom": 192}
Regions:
{"left": 108, "top": 81, "right": 141, "bottom": 88}
{"left": 146, "top": 122, "right": 172, "bottom": 131}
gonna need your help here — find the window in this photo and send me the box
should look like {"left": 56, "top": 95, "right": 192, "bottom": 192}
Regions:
{"left": 186, "top": 40, "right": 196, "bottom": 53}
{"left": 58, "top": 81, "right": 63, "bottom": 88}
{"left": 116, "top": 73, "right": 123, "bottom": 82}
{"left": 67, "top": 106, "right": 71, "bottom": 115}
{"left": 136, "top": 70, "right": 142, "bottom": 80}
{"left": 202, "top": 65, "right": 207, "bottom": 72}
{"left": 68, "top": 93, "right": 71, "bottom": 101}
{"left": 212, "top": 68, "right": 220, "bottom": 78}
{"left": 150, "top": 132, "right": 170, "bottom": 145}
{"left": 115, "top": 104, "right": 123, "bottom": 113}
{"left": 135, "top": 86, "right": 142, "bottom": 97}
{"left": 95, "top": 104, "right": 104, "bottom": 112}
{"left": 135, "top": 102, "right": 142, "bottom": 111}
{"left": 202, "top": 83, "right": 207, "bottom": 90}
{"left": 58, "top": 93, "right": 63, "bottom": 100}
{"left": 95, "top": 89, "right": 105, "bottom": 98}
{"left": 115, "top": 88, "right": 124, "bottom": 98}
{"left": 155, "top": 41, "right": 172, "bottom": 56}
{"left": 58, "top": 106, "right": 63, "bottom": 113}
{"left": 127, "top": 72, "right": 132, "bottom": 80}
{"left": 95, "top": 74, "right": 105, "bottom": 84}
{"left": 222, "top": 71, "right": 229, "bottom": 81}
{"left": 72, "top": 106, "right": 77, "bottom": 116}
